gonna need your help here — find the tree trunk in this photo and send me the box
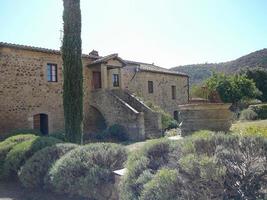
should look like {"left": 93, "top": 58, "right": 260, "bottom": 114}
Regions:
{"left": 62, "top": 0, "right": 83, "bottom": 143}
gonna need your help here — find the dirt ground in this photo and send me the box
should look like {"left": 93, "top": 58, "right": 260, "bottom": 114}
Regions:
{"left": 0, "top": 181, "right": 86, "bottom": 200}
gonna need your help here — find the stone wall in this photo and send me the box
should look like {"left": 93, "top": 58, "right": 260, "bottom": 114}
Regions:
{"left": 111, "top": 90, "right": 162, "bottom": 138}
{"left": 0, "top": 47, "right": 64, "bottom": 136}
{"left": 88, "top": 90, "right": 145, "bottom": 141}
{"left": 122, "top": 66, "right": 189, "bottom": 117}
{"left": 0, "top": 46, "right": 93, "bottom": 137}
{"left": 178, "top": 103, "right": 233, "bottom": 136}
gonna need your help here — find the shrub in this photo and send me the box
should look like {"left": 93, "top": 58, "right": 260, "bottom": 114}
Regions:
{"left": 19, "top": 143, "right": 78, "bottom": 189}
{"left": 120, "top": 139, "right": 173, "bottom": 200}
{"left": 216, "top": 136, "right": 267, "bottom": 199}
{"left": 49, "top": 130, "right": 66, "bottom": 141}
{"left": 140, "top": 169, "right": 181, "bottom": 200}
{"left": 177, "top": 154, "right": 226, "bottom": 199}
{"left": 2, "top": 136, "right": 62, "bottom": 178}
{"left": 161, "top": 112, "right": 178, "bottom": 130}
{"left": 145, "top": 100, "right": 178, "bottom": 130}
{"left": 0, "top": 134, "right": 38, "bottom": 177}
{"left": 47, "top": 143, "right": 127, "bottom": 199}
{"left": 239, "top": 108, "right": 258, "bottom": 121}
{"left": 121, "top": 132, "right": 267, "bottom": 200}
{"left": 249, "top": 104, "right": 267, "bottom": 119}
{"left": 108, "top": 124, "right": 128, "bottom": 141}
{"left": 0, "top": 129, "right": 41, "bottom": 141}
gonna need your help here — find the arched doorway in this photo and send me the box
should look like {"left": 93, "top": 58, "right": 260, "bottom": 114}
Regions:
{"left": 33, "top": 113, "right": 48, "bottom": 135}
{"left": 173, "top": 111, "right": 179, "bottom": 122}
{"left": 84, "top": 106, "right": 107, "bottom": 134}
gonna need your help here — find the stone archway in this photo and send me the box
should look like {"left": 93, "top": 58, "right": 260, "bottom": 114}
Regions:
{"left": 84, "top": 106, "right": 107, "bottom": 136}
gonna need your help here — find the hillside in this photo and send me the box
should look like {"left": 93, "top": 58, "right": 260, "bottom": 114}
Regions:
{"left": 171, "top": 48, "right": 267, "bottom": 85}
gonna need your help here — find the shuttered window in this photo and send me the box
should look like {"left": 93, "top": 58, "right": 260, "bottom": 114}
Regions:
{"left": 47, "top": 63, "right": 58, "bottom": 82}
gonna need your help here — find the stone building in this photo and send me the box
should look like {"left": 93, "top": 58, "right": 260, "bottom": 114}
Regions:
{"left": 0, "top": 42, "right": 189, "bottom": 140}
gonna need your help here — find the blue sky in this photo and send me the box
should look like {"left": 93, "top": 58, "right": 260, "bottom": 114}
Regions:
{"left": 1, "top": 0, "right": 267, "bottom": 67}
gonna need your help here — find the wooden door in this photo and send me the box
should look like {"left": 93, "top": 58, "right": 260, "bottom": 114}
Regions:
{"left": 93, "top": 72, "right": 101, "bottom": 89}
{"left": 33, "top": 114, "right": 48, "bottom": 135}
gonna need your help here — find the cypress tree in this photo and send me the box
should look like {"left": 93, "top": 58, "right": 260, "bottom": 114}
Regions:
{"left": 62, "top": 0, "right": 83, "bottom": 143}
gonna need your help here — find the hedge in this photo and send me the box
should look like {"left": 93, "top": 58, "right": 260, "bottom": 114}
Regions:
{"left": 0, "top": 134, "right": 38, "bottom": 178}
{"left": 47, "top": 143, "right": 127, "bottom": 199}
{"left": 249, "top": 104, "right": 267, "bottom": 119}
{"left": 19, "top": 143, "right": 78, "bottom": 189}
{"left": 2, "top": 136, "right": 62, "bottom": 178}
{"left": 120, "top": 132, "right": 267, "bottom": 200}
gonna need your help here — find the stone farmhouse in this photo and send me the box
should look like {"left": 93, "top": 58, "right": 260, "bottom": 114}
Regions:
{"left": 0, "top": 42, "right": 189, "bottom": 140}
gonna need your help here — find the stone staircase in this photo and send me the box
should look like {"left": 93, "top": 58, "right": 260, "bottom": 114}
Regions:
{"left": 111, "top": 90, "right": 162, "bottom": 138}
{"left": 88, "top": 89, "right": 162, "bottom": 140}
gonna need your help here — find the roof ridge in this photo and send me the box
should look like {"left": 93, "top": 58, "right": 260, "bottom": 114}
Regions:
{"left": 0, "top": 41, "right": 100, "bottom": 59}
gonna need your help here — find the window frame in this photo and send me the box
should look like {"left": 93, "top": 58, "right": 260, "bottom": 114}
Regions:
{"left": 112, "top": 74, "right": 120, "bottom": 87}
{"left": 47, "top": 63, "right": 58, "bottom": 82}
{"left": 148, "top": 81, "right": 154, "bottom": 94}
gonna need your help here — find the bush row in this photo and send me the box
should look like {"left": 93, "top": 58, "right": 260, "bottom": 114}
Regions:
{"left": 240, "top": 103, "right": 267, "bottom": 121}
{"left": 0, "top": 133, "right": 127, "bottom": 200}
{"left": 120, "top": 131, "right": 267, "bottom": 200}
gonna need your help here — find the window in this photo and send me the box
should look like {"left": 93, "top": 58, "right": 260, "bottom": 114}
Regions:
{"left": 148, "top": 81, "right": 153, "bottom": 93}
{"left": 112, "top": 74, "right": 119, "bottom": 87}
{"left": 47, "top": 63, "right": 58, "bottom": 82}
{"left": 174, "top": 111, "right": 179, "bottom": 121}
{"left": 171, "top": 85, "right": 176, "bottom": 99}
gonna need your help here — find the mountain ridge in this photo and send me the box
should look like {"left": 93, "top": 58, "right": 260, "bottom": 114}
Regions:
{"left": 171, "top": 48, "right": 267, "bottom": 85}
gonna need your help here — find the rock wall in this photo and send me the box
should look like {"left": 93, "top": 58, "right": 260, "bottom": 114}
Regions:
{"left": 178, "top": 103, "right": 233, "bottom": 136}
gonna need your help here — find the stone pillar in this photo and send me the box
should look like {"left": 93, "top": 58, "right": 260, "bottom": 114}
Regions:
{"left": 101, "top": 64, "right": 108, "bottom": 89}
{"left": 118, "top": 67, "right": 124, "bottom": 89}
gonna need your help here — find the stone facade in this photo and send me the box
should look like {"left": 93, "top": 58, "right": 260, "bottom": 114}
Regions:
{"left": 0, "top": 42, "right": 189, "bottom": 140}
{"left": 122, "top": 62, "right": 189, "bottom": 116}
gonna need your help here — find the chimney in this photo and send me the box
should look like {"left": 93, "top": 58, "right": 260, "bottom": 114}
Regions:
{"left": 89, "top": 50, "right": 99, "bottom": 57}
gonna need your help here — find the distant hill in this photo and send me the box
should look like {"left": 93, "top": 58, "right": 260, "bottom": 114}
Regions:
{"left": 171, "top": 48, "right": 267, "bottom": 85}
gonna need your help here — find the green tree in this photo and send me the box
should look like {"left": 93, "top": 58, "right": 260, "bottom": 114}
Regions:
{"left": 62, "top": 0, "right": 83, "bottom": 143}
{"left": 244, "top": 67, "right": 267, "bottom": 102}
{"left": 205, "top": 72, "right": 261, "bottom": 105}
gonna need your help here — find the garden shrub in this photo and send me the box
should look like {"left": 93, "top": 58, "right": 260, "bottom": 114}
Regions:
{"left": 49, "top": 130, "right": 66, "bottom": 141}
{"left": 239, "top": 108, "right": 258, "bottom": 121}
{"left": 177, "top": 154, "right": 226, "bottom": 199}
{"left": 120, "top": 139, "right": 173, "bottom": 200}
{"left": 249, "top": 104, "right": 267, "bottom": 119}
{"left": 0, "top": 134, "right": 38, "bottom": 177}
{"left": 0, "top": 129, "right": 41, "bottom": 141}
{"left": 121, "top": 132, "right": 266, "bottom": 200}
{"left": 216, "top": 136, "right": 267, "bottom": 199}
{"left": 47, "top": 143, "right": 127, "bottom": 199}
{"left": 2, "top": 136, "right": 62, "bottom": 178}
{"left": 108, "top": 124, "right": 128, "bottom": 141}
{"left": 140, "top": 169, "right": 181, "bottom": 200}
{"left": 19, "top": 143, "right": 78, "bottom": 189}
{"left": 145, "top": 100, "right": 178, "bottom": 130}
